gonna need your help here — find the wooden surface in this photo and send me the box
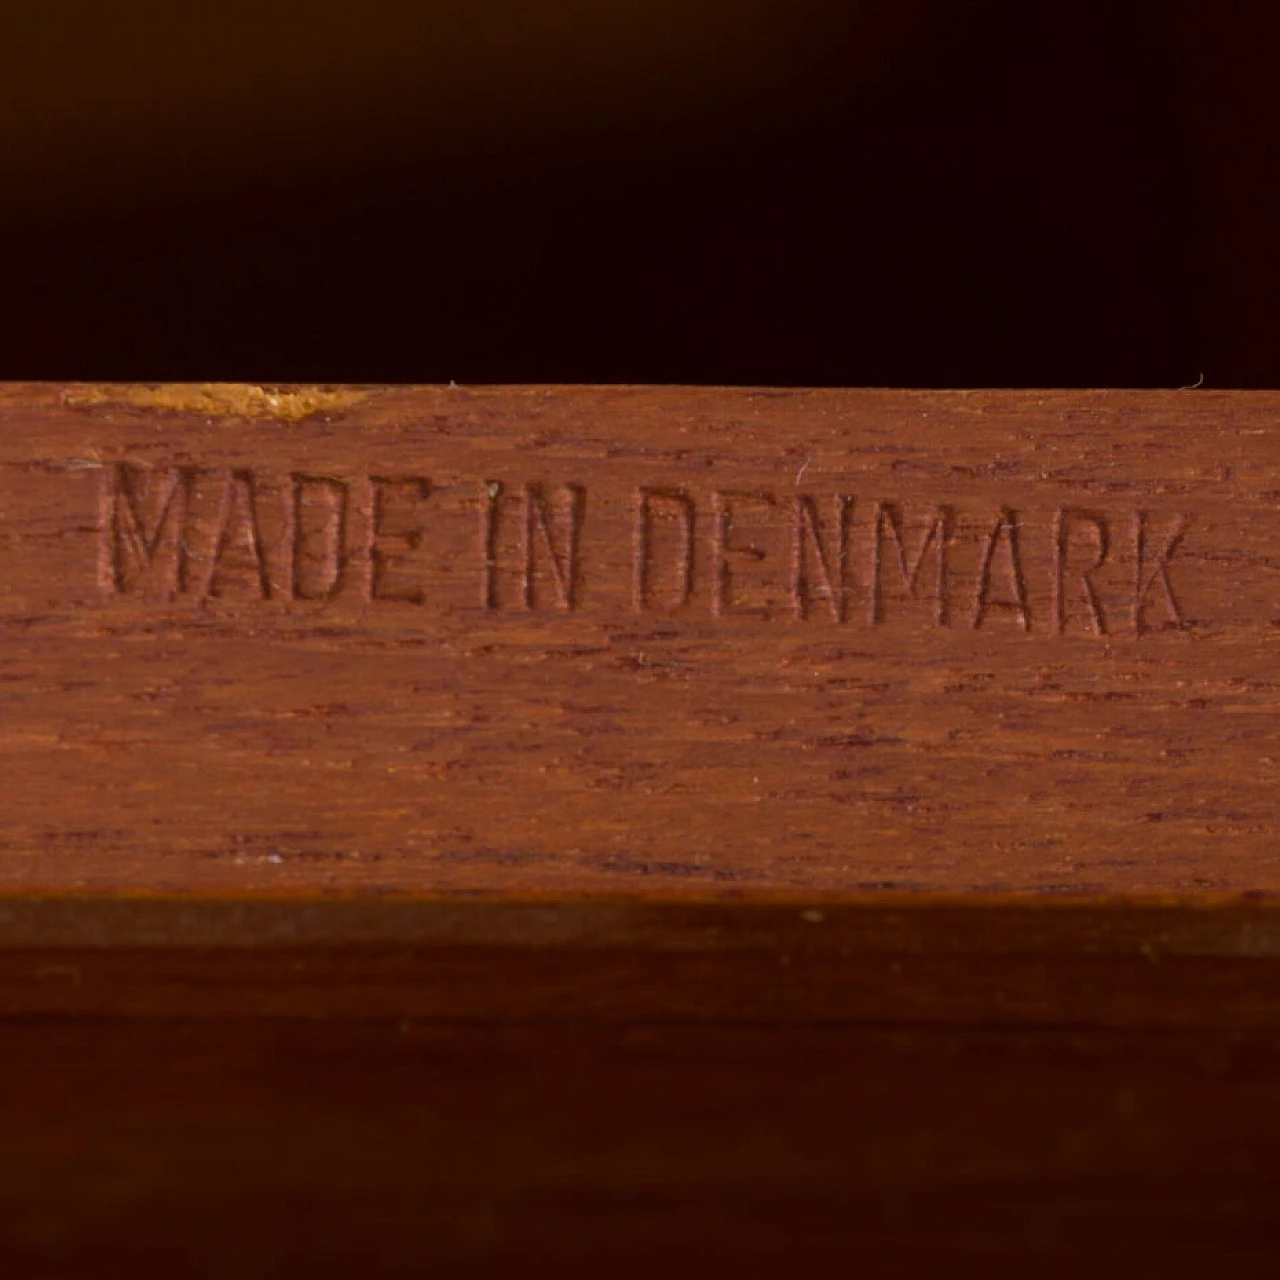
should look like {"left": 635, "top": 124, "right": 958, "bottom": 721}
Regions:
{"left": 6, "top": 1017, "right": 1280, "bottom": 1277}
{"left": 2, "top": 897, "right": 1280, "bottom": 1277}
{"left": 6, "top": 382, "right": 1280, "bottom": 1273}
{"left": 2, "top": 896, "right": 1280, "bottom": 1022}
{"left": 0, "top": 898, "right": 1277, "bottom": 1277}
{"left": 1, "top": 382, "right": 1279, "bottom": 895}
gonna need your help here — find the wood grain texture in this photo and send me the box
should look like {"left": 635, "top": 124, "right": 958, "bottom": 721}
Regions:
{"left": 5, "top": 896, "right": 1280, "bottom": 1277}
{"left": 2, "top": 897, "right": 1280, "bottom": 1023}
{"left": 5, "top": 1016, "right": 1280, "bottom": 1278}
{"left": 2, "top": 382, "right": 1279, "bottom": 895}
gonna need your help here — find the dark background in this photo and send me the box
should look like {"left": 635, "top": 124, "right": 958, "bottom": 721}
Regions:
{"left": 3, "top": 0, "right": 1273, "bottom": 387}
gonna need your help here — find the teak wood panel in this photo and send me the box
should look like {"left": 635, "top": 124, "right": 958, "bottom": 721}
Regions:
{"left": 2, "top": 382, "right": 1279, "bottom": 895}
{"left": 7, "top": 1018, "right": 1280, "bottom": 1276}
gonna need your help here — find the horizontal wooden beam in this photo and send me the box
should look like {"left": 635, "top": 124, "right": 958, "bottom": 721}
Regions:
{"left": 2, "top": 383, "right": 1277, "bottom": 896}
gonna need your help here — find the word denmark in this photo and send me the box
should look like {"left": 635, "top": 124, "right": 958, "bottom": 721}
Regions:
{"left": 97, "top": 465, "right": 1192, "bottom": 635}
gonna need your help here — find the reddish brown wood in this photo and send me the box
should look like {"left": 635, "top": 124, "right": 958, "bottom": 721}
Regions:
{"left": 0, "top": 382, "right": 1278, "bottom": 895}
{"left": 2, "top": 898, "right": 1280, "bottom": 1277}
{"left": 4, "top": 1013, "right": 1280, "bottom": 1277}
{"left": 1, "top": 896, "right": 1280, "bottom": 1023}
{"left": 4, "top": 378, "right": 1280, "bottom": 1275}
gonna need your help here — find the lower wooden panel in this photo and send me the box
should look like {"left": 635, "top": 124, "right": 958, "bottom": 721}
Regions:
{"left": 3, "top": 1016, "right": 1279, "bottom": 1277}
{"left": 2, "top": 898, "right": 1280, "bottom": 1276}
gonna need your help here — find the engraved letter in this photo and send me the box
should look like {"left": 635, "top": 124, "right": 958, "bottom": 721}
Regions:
{"left": 1131, "top": 511, "right": 1191, "bottom": 635}
{"left": 206, "top": 470, "right": 271, "bottom": 600}
{"left": 791, "top": 495, "right": 853, "bottom": 621}
{"left": 972, "top": 508, "right": 1030, "bottom": 630}
{"left": 523, "top": 482, "right": 585, "bottom": 610}
{"left": 1052, "top": 507, "right": 1109, "bottom": 635}
{"left": 711, "top": 490, "right": 775, "bottom": 619}
{"left": 99, "top": 463, "right": 192, "bottom": 597}
{"left": 633, "top": 488, "right": 695, "bottom": 613}
{"left": 870, "top": 502, "right": 953, "bottom": 625}
{"left": 480, "top": 480, "right": 502, "bottom": 609}
{"left": 291, "top": 475, "right": 348, "bottom": 602}
{"left": 368, "top": 476, "right": 432, "bottom": 605}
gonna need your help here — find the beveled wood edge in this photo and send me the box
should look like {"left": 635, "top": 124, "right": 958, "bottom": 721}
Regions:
{"left": 3, "top": 892, "right": 1280, "bottom": 953}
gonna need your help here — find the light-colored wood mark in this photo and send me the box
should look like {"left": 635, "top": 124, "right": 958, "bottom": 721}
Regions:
{"left": 2, "top": 384, "right": 1280, "bottom": 894}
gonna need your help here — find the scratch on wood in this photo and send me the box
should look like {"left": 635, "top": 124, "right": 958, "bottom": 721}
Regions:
{"left": 64, "top": 383, "right": 376, "bottom": 420}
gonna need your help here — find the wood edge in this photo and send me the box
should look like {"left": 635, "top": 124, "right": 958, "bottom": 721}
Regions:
{"left": 3, "top": 891, "right": 1280, "bottom": 953}
{"left": 5, "top": 380, "right": 1269, "bottom": 401}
